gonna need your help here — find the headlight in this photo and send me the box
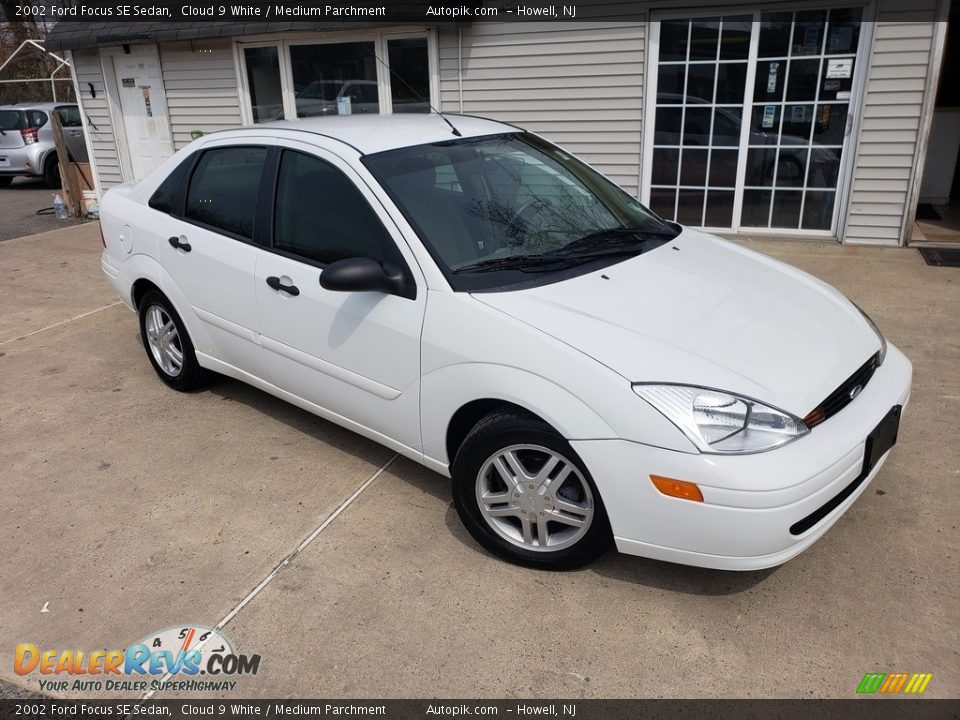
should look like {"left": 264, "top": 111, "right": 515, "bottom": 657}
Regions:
{"left": 633, "top": 385, "right": 809, "bottom": 454}
{"left": 852, "top": 302, "right": 887, "bottom": 366}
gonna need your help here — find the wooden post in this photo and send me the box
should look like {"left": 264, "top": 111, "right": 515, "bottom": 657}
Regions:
{"left": 49, "top": 110, "right": 82, "bottom": 218}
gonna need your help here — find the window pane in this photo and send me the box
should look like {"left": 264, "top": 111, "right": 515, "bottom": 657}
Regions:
{"left": 186, "top": 147, "right": 267, "bottom": 238}
{"left": 787, "top": 59, "right": 820, "bottom": 102}
{"left": 660, "top": 22, "right": 690, "bottom": 61}
{"left": 776, "top": 149, "right": 807, "bottom": 187}
{"left": 388, "top": 38, "right": 430, "bottom": 114}
{"left": 758, "top": 12, "right": 793, "bottom": 58}
{"left": 677, "top": 189, "right": 705, "bottom": 224}
{"left": 712, "top": 108, "right": 741, "bottom": 146}
{"left": 827, "top": 9, "right": 862, "bottom": 54}
{"left": 802, "top": 190, "right": 835, "bottom": 230}
{"left": 690, "top": 19, "right": 720, "bottom": 61}
{"left": 655, "top": 107, "right": 683, "bottom": 145}
{"left": 705, "top": 190, "right": 734, "bottom": 226}
{"left": 819, "top": 58, "right": 856, "bottom": 101}
{"left": 657, "top": 65, "right": 686, "bottom": 98}
{"left": 683, "top": 107, "right": 712, "bottom": 145}
{"left": 807, "top": 148, "right": 841, "bottom": 188}
{"left": 680, "top": 149, "right": 708, "bottom": 186}
{"left": 651, "top": 148, "right": 680, "bottom": 185}
{"left": 772, "top": 190, "right": 802, "bottom": 227}
{"left": 244, "top": 46, "right": 284, "bottom": 123}
{"left": 291, "top": 42, "right": 378, "bottom": 117}
{"left": 709, "top": 149, "right": 739, "bottom": 187}
{"left": 754, "top": 60, "right": 785, "bottom": 102}
{"left": 782, "top": 104, "right": 814, "bottom": 144}
{"left": 720, "top": 17, "right": 751, "bottom": 60}
{"left": 715, "top": 62, "right": 747, "bottom": 103}
{"left": 275, "top": 151, "right": 392, "bottom": 265}
{"left": 750, "top": 104, "right": 781, "bottom": 142}
{"left": 649, "top": 188, "right": 677, "bottom": 219}
{"left": 791, "top": 11, "right": 826, "bottom": 56}
{"left": 813, "top": 103, "right": 847, "bottom": 145}
{"left": 150, "top": 154, "right": 192, "bottom": 214}
{"left": 742, "top": 189, "right": 772, "bottom": 226}
{"left": 746, "top": 148, "right": 776, "bottom": 186}
{"left": 686, "top": 64, "right": 716, "bottom": 104}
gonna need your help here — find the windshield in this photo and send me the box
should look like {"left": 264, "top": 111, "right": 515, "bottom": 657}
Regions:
{"left": 0, "top": 110, "right": 24, "bottom": 131}
{"left": 363, "top": 133, "right": 678, "bottom": 290}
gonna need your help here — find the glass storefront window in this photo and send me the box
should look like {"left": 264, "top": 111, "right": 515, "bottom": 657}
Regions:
{"left": 290, "top": 42, "right": 379, "bottom": 117}
{"left": 388, "top": 38, "right": 431, "bottom": 113}
{"left": 244, "top": 47, "right": 284, "bottom": 123}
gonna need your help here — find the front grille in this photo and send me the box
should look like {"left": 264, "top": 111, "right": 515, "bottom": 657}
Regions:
{"left": 803, "top": 353, "right": 879, "bottom": 428}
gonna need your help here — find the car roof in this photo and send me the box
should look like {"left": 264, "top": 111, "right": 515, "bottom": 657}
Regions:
{"left": 250, "top": 113, "right": 519, "bottom": 155}
{"left": 0, "top": 102, "right": 76, "bottom": 110}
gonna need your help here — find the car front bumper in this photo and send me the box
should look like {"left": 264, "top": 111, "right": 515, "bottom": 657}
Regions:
{"left": 572, "top": 343, "right": 912, "bottom": 571}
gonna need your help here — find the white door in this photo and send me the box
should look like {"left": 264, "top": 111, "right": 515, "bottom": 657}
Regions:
{"left": 254, "top": 141, "right": 425, "bottom": 451}
{"left": 110, "top": 45, "right": 174, "bottom": 180}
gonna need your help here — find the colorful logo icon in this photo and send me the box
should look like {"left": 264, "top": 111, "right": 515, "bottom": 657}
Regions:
{"left": 857, "top": 672, "right": 933, "bottom": 695}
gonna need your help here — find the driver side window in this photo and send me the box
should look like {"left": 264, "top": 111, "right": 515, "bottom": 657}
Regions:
{"left": 273, "top": 150, "right": 394, "bottom": 266}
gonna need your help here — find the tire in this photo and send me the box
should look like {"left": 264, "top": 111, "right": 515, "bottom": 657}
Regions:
{"left": 43, "top": 156, "right": 61, "bottom": 188}
{"left": 0, "top": 176, "right": 13, "bottom": 188}
{"left": 451, "top": 410, "right": 612, "bottom": 570}
{"left": 137, "top": 289, "right": 208, "bottom": 391}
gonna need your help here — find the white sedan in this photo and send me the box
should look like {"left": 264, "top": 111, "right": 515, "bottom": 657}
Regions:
{"left": 99, "top": 115, "right": 911, "bottom": 571}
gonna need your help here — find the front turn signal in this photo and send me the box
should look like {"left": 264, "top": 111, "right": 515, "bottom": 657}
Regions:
{"left": 650, "top": 475, "right": 704, "bottom": 502}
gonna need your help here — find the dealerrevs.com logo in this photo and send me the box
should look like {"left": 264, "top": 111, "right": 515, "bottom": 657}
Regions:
{"left": 14, "top": 625, "right": 261, "bottom": 693}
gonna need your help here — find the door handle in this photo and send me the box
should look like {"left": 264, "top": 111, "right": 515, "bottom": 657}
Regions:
{"left": 266, "top": 276, "right": 300, "bottom": 296}
{"left": 168, "top": 236, "right": 191, "bottom": 252}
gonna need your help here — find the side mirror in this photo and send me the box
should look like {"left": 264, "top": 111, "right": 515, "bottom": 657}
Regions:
{"left": 319, "top": 257, "right": 414, "bottom": 299}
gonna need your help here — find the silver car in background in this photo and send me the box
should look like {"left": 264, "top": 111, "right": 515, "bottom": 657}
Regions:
{"left": 0, "top": 102, "right": 88, "bottom": 188}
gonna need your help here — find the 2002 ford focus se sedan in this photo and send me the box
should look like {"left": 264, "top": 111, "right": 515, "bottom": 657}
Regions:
{"left": 99, "top": 114, "right": 912, "bottom": 571}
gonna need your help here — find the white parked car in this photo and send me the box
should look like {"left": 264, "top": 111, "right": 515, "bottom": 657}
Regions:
{"left": 99, "top": 115, "right": 911, "bottom": 571}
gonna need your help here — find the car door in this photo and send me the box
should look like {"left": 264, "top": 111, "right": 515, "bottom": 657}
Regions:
{"left": 254, "top": 141, "right": 426, "bottom": 453}
{"left": 154, "top": 140, "right": 274, "bottom": 381}
{"left": 54, "top": 106, "right": 88, "bottom": 162}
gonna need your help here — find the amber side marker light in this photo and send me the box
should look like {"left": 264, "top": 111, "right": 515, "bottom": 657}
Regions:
{"left": 650, "top": 475, "right": 704, "bottom": 502}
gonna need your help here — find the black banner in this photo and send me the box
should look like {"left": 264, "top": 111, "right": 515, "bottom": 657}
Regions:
{"left": 0, "top": 0, "right": 944, "bottom": 24}
{"left": 0, "top": 699, "right": 958, "bottom": 720}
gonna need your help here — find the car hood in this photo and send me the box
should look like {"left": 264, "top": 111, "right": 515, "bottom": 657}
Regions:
{"left": 472, "top": 228, "right": 880, "bottom": 416}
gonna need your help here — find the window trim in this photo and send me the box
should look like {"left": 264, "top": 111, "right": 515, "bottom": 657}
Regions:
{"left": 261, "top": 147, "right": 417, "bottom": 300}
{"left": 234, "top": 28, "right": 439, "bottom": 126}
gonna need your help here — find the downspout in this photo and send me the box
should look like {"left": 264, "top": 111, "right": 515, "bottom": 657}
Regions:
{"left": 458, "top": 25, "right": 464, "bottom": 113}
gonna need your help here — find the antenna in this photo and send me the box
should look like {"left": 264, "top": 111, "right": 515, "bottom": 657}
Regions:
{"left": 362, "top": 46, "right": 461, "bottom": 137}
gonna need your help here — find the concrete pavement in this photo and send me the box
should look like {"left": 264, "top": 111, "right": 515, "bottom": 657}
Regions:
{"left": 0, "top": 224, "right": 957, "bottom": 699}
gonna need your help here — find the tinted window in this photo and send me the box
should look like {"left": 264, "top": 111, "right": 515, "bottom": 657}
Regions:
{"left": 26, "top": 110, "right": 47, "bottom": 128}
{"left": 56, "top": 106, "right": 82, "bottom": 127}
{"left": 186, "top": 147, "right": 268, "bottom": 238}
{"left": 149, "top": 154, "right": 193, "bottom": 214}
{"left": 273, "top": 150, "right": 393, "bottom": 265}
{"left": 0, "top": 110, "right": 25, "bottom": 130}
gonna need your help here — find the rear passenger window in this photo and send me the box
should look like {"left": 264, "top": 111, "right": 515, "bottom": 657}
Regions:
{"left": 149, "top": 154, "right": 193, "bottom": 214}
{"left": 273, "top": 150, "right": 394, "bottom": 266}
{"left": 186, "top": 147, "right": 268, "bottom": 239}
{"left": 56, "top": 107, "right": 82, "bottom": 127}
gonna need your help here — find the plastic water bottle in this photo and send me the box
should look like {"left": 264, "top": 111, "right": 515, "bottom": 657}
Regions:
{"left": 53, "top": 194, "right": 68, "bottom": 220}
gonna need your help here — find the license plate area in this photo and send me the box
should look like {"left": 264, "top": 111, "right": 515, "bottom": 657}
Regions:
{"left": 863, "top": 405, "right": 901, "bottom": 474}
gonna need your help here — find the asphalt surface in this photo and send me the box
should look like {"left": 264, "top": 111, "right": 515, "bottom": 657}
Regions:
{"left": 0, "top": 224, "right": 957, "bottom": 699}
{"left": 0, "top": 176, "right": 91, "bottom": 242}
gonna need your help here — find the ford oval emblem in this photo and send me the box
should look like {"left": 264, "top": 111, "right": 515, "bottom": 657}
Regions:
{"left": 849, "top": 384, "right": 863, "bottom": 400}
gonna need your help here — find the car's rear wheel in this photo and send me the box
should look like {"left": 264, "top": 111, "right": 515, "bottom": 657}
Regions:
{"left": 43, "top": 156, "right": 61, "bottom": 188}
{"left": 137, "top": 290, "right": 208, "bottom": 391}
{"left": 452, "top": 410, "right": 612, "bottom": 570}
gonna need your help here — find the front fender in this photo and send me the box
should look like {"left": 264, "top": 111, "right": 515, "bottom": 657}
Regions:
{"left": 420, "top": 362, "right": 618, "bottom": 470}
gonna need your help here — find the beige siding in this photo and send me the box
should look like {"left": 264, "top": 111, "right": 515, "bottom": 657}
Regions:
{"left": 438, "top": 21, "right": 646, "bottom": 195}
{"left": 159, "top": 39, "right": 243, "bottom": 150}
{"left": 845, "top": 1, "right": 941, "bottom": 245}
{"left": 71, "top": 48, "right": 123, "bottom": 188}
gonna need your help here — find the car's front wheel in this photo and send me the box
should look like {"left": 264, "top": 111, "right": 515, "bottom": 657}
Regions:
{"left": 452, "top": 410, "right": 612, "bottom": 570}
{"left": 137, "top": 290, "right": 208, "bottom": 391}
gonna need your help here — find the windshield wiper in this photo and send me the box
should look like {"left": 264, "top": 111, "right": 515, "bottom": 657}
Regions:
{"left": 548, "top": 226, "right": 677, "bottom": 257}
{"left": 454, "top": 254, "right": 578, "bottom": 274}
